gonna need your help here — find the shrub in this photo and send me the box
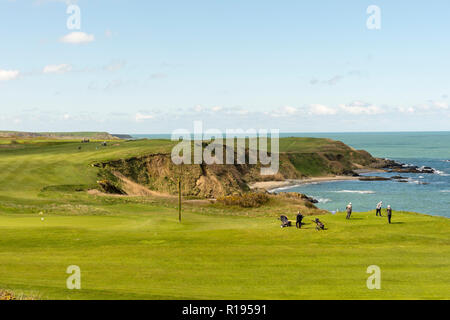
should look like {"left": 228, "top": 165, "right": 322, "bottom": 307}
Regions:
{"left": 0, "top": 289, "right": 37, "bottom": 300}
{"left": 217, "top": 193, "right": 269, "bottom": 208}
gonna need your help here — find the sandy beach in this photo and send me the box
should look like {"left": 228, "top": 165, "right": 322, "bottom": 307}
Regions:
{"left": 249, "top": 176, "right": 362, "bottom": 192}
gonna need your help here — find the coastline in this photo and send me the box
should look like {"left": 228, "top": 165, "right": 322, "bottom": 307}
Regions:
{"left": 249, "top": 176, "right": 362, "bottom": 192}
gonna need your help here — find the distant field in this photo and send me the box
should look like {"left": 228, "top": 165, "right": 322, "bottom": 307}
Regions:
{"left": 0, "top": 131, "right": 119, "bottom": 140}
{"left": 0, "top": 138, "right": 448, "bottom": 299}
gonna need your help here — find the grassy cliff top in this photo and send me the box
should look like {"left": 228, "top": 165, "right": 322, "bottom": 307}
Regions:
{"left": 0, "top": 131, "right": 117, "bottom": 140}
{"left": 0, "top": 136, "right": 367, "bottom": 159}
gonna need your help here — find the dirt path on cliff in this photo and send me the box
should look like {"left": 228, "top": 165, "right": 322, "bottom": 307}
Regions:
{"left": 113, "top": 172, "right": 171, "bottom": 197}
{"left": 88, "top": 171, "right": 172, "bottom": 198}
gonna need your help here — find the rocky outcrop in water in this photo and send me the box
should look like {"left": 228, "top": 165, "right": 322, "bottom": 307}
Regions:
{"left": 383, "top": 160, "right": 436, "bottom": 174}
{"left": 358, "top": 176, "right": 391, "bottom": 181}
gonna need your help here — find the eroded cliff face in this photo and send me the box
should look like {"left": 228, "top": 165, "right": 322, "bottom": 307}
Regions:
{"left": 99, "top": 153, "right": 299, "bottom": 198}
{"left": 97, "top": 143, "right": 388, "bottom": 198}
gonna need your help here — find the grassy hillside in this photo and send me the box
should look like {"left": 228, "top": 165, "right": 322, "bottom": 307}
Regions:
{"left": 0, "top": 131, "right": 118, "bottom": 140}
{"left": 0, "top": 139, "right": 176, "bottom": 200}
{"left": 0, "top": 137, "right": 448, "bottom": 299}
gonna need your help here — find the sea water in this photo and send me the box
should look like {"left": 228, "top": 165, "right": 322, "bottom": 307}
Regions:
{"left": 275, "top": 132, "right": 450, "bottom": 218}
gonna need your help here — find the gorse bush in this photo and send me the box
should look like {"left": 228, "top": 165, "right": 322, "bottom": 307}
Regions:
{"left": 217, "top": 193, "right": 269, "bottom": 208}
{"left": 0, "top": 289, "right": 36, "bottom": 300}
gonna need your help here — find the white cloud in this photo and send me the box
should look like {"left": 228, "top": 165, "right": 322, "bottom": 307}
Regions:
{"left": 0, "top": 69, "right": 20, "bottom": 81}
{"left": 309, "top": 104, "right": 337, "bottom": 116}
{"left": 60, "top": 32, "right": 95, "bottom": 44}
{"left": 269, "top": 106, "right": 300, "bottom": 117}
{"left": 191, "top": 105, "right": 251, "bottom": 116}
{"left": 43, "top": 64, "right": 72, "bottom": 74}
{"left": 135, "top": 112, "right": 154, "bottom": 122}
{"left": 282, "top": 106, "right": 298, "bottom": 115}
{"left": 339, "top": 101, "right": 384, "bottom": 115}
{"left": 398, "top": 100, "right": 449, "bottom": 114}
{"left": 398, "top": 106, "right": 415, "bottom": 114}
{"left": 431, "top": 101, "right": 448, "bottom": 110}
{"left": 193, "top": 105, "right": 204, "bottom": 113}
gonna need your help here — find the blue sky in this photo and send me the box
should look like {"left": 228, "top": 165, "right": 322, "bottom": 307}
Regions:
{"left": 0, "top": 0, "right": 449, "bottom": 133}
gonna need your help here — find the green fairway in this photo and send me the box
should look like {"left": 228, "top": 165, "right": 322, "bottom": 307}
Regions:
{"left": 1, "top": 210, "right": 449, "bottom": 299}
{"left": 0, "top": 138, "right": 449, "bottom": 299}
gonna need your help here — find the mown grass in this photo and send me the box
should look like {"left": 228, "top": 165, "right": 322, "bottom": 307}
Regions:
{"left": 0, "top": 210, "right": 448, "bottom": 299}
{"left": 0, "top": 138, "right": 449, "bottom": 299}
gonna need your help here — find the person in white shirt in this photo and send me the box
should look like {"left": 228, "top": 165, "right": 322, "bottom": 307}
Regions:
{"left": 346, "top": 202, "right": 353, "bottom": 219}
{"left": 376, "top": 201, "right": 383, "bottom": 216}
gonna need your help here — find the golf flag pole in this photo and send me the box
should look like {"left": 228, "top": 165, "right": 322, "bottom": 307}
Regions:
{"left": 178, "top": 177, "right": 181, "bottom": 222}
{"left": 178, "top": 163, "right": 182, "bottom": 222}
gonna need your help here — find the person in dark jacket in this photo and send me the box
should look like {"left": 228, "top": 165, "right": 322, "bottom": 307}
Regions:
{"left": 296, "top": 211, "right": 304, "bottom": 229}
{"left": 387, "top": 205, "right": 393, "bottom": 224}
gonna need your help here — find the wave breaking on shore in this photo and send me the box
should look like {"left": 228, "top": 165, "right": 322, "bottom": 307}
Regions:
{"left": 334, "top": 190, "right": 376, "bottom": 194}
